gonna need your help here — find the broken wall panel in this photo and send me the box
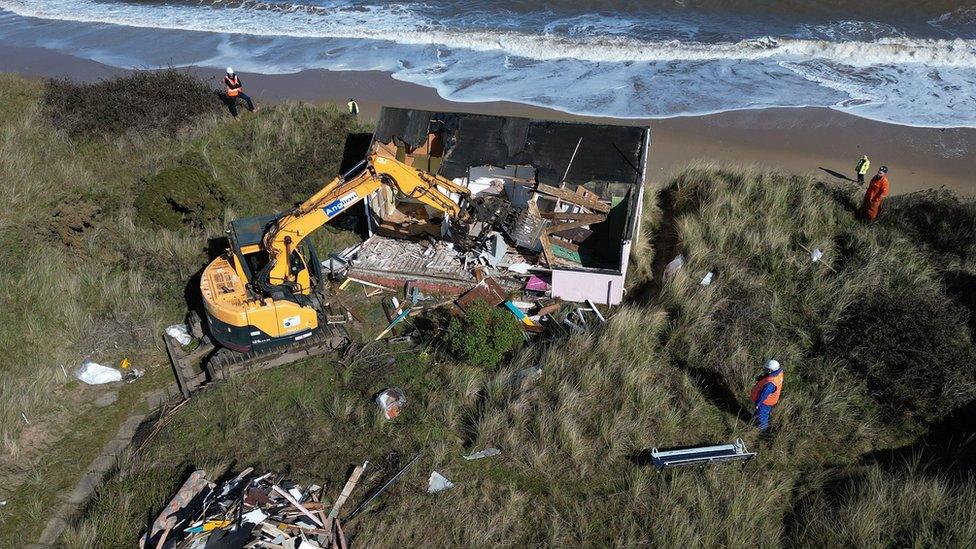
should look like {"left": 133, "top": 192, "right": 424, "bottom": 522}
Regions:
{"left": 551, "top": 269, "right": 625, "bottom": 306}
{"left": 355, "top": 107, "right": 650, "bottom": 305}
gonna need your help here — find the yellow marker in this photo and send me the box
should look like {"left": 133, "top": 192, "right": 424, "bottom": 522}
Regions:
{"left": 120, "top": 358, "right": 131, "bottom": 369}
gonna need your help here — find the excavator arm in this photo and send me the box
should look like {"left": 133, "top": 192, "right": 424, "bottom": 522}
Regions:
{"left": 258, "top": 151, "right": 470, "bottom": 291}
{"left": 200, "top": 150, "right": 471, "bottom": 353}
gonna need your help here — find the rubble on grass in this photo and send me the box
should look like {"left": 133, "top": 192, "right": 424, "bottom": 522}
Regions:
{"left": 141, "top": 466, "right": 368, "bottom": 549}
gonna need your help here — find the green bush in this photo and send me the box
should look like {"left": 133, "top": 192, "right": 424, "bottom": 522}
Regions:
{"left": 134, "top": 165, "right": 224, "bottom": 230}
{"left": 826, "top": 289, "right": 976, "bottom": 422}
{"left": 443, "top": 301, "right": 523, "bottom": 369}
{"left": 42, "top": 69, "right": 222, "bottom": 138}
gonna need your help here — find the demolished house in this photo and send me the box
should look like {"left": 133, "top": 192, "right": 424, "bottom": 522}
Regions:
{"left": 343, "top": 108, "right": 649, "bottom": 306}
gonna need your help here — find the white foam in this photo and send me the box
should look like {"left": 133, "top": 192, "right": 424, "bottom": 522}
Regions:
{"left": 3, "top": 1, "right": 975, "bottom": 68}
{"left": 1, "top": 1, "right": 974, "bottom": 128}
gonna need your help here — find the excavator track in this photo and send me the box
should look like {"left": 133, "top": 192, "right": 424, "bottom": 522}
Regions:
{"left": 167, "top": 324, "right": 350, "bottom": 398}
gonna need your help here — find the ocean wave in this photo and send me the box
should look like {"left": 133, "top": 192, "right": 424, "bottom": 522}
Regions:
{"left": 1, "top": 1, "right": 974, "bottom": 128}
{"left": 2, "top": 0, "right": 975, "bottom": 68}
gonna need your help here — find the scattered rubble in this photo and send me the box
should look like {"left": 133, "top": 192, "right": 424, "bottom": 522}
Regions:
{"left": 140, "top": 466, "right": 371, "bottom": 549}
{"left": 663, "top": 254, "right": 685, "bottom": 279}
{"left": 342, "top": 108, "right": 647, "bottom": 308}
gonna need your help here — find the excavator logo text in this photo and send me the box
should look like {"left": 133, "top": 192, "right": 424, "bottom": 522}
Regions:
{"left": 323, "top": 191, "right": 359, "bottom": 218}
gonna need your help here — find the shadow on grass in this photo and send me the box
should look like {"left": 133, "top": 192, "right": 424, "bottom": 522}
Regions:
{"left": 680, "top": 362, "right": 754, "bottom": 423}
{"left": 815, "top": 180, "right": 860, "bottom": 215}
{"left": 818, "top": 167, "right": 857, "bottom": 183}
{"left": 945, "top": 270, "right": 976, "bottom": 337}
{"left": 629, "top": 186, "right": 680, "bottom": 305}
{"left": 861, "top": 398, "right": 976, "bottom": 480}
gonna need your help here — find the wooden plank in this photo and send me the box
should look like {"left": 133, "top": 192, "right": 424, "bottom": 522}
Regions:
{"left": 552, "top": 244, "right": 582, "bottom": 263}
{"left": 538, "top": 212, "right": 606, "bottom": 223}
{"left": 576, "top": 186, "right": 600, "bottom": 202}
{"left": 536, "top": 184, "right": 610, "bottom": 213}
{"left": 272, "top": 485, "right": 324, "bottom": 527}
{"left": 548, "top": 226, "right": 593, "bottom": 243}
{"left": 536, "top": 302, "right": 562, "bottom": 317}
{"left": 539, "top": 232, "right": 555, "bottom": 267}
{"left": 329, "top": 462, "right": 367, "bottom": 519}
{"left": 457, "top": 277, "right": 507, "bottom": 311}
{"left": 545, "top": 217, "right": 604, "bottom": 232}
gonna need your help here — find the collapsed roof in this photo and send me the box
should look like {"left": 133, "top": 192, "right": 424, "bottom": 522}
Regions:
{"left": 347, "top": 107, "right": 650, "bottom": 305}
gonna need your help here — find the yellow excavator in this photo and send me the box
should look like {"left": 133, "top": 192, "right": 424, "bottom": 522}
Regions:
{"left": 166, "top": 151, "right": 471, "bottom": 396}
{"left": 201, "top": 151, "right": 471, "bottom": 353}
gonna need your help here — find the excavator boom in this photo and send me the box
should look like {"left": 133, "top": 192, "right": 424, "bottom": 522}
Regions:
{"left": 199, "top": 151, "right": 469, "bottom": 354}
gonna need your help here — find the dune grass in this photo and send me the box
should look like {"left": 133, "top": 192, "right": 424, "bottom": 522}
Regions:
{"left": 0, "top": 73, "right": 369, "bottom": 543}
{"left": 65, "top": 163, "right": 976, "bottom": 546}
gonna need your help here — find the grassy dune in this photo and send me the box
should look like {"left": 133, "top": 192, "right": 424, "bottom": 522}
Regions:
{"left": 1, "top": 71, "right": 974, "bottom": 546}
{"left": 0, "top": 72, "right": 367, "bottom": 542}
{"left": 66, "top": 160, "right": 976, "bottom": 544}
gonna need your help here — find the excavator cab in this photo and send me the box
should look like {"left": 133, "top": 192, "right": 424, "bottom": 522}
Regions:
{"left": 202, "top": 213, "right": 319, "bottom": 352}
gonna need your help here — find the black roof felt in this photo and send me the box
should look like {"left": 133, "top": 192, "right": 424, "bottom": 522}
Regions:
{"left": 373, "top": 108, "right": 647, "bottom": 186}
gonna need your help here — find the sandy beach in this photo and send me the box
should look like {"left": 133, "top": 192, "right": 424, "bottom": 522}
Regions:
{"left": 2, "top": 43, "right": 972, "bottom": 197}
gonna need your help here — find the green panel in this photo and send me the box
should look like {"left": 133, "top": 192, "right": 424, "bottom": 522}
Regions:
{"left": 552, "top": 244, "right": 582, "bottom": 263}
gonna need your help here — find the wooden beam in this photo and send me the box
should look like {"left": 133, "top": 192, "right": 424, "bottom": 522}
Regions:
{"left": 539, "top": 212, "right": 607, "bottom": 223}
{"left": 535, "top": 184, "right": 610, "bottom": 213}
{"left": 539, "top": 232, "right": 555, "bottom": 268}
{"left": 546, "top": 218, "right": 603, "bottom": 233}
{"left": 323, "top": 462, "right": 367, "bottom": 545}
{"left": 548, "top": 227, "right": 593, "bottom": 243}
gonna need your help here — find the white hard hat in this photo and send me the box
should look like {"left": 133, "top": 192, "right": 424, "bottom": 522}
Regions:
{"left": 764, "top": 359, "right": 781, "bottom": 371}
{"left": 226, "top": 67, "right": 234, "bottom": 75}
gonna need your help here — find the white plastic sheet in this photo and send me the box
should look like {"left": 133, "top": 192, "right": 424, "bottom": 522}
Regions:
{"left": 700, "top": 271, "right": 714, "bottom": 286}
{"left": 663, "top": 254, "right": 685, "bottom": 279}
{"left": 811, "top": 248, "right": 824, "bottom": 262}
{"left": 463, "top": 448, "right": 501, "bottom": 460}
{"left": 427, "top": 471, "right": 454, "bottom": 493}
{"left": 242, "top": 508, "right": 268, "bottom": 525}
{"left": 166, "top": 324, "right": 192, "bottom": 346}
{"left": 75, "top": 361, "right": 122, "bottom": 385}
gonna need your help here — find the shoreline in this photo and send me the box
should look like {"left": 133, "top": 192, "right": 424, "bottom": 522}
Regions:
{"left": 2, "top": 43, "right": 973, "bottom": 198}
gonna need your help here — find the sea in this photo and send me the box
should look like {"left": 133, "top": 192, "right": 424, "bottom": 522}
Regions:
{"left": 1, "top": 1, "right": 974, "bottom": 128}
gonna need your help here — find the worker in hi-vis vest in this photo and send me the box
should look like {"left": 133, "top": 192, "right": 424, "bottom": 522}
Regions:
{"left": 347, "top": 98, "right": 360, "bottom": 117}
{"left": 855, "top": 155, "right": 871, "bottom": 184}
{"left": 751, "top": 359, "right": 784, "bottom": 432}
{"left": 222, "top": 67, "right": 256, "bottom": 117}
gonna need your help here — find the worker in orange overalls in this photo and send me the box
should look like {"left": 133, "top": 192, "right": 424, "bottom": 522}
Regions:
{"left": 223, "top": 67, "right": 255, "bottom": 117}
{"left": 751, "top": 359, "right": 784, "bottom": 432}
{"left": 860, "top": 165, "right": 889, "bottom": 221}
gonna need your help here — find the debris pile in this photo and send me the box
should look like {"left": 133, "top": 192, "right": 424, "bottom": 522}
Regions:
{"left": 338, "top": 108, "right": 647, "bottom": 309}
{"left": 141, "top": 464, "right": 368, "bottom": 549}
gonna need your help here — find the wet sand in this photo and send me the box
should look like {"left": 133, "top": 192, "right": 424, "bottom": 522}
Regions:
{"left": 2, "top": 43, "right": 972, "bottom": 197}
